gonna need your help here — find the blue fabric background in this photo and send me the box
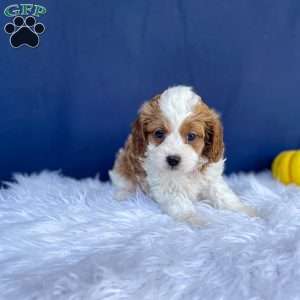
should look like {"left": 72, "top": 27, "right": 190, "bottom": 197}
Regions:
{"left": 1, "top": 0, "right": 300, "bottom": 181}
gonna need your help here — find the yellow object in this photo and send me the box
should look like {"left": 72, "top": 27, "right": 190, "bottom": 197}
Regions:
{"left": 272, "top": 150, "right": 300, "bottom": 185}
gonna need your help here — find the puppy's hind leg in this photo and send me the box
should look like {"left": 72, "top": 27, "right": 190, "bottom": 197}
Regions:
{"left": 208, "top": 178, "right": 257, "bottom": 217}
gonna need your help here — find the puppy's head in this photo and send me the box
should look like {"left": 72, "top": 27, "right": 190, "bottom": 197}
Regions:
{"left": 132, "top": 86, "right": 224, "bottom": 174}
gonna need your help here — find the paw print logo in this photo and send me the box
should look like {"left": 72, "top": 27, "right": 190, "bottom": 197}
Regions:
{"left": 4, "top": 16, "right": 45, "bottom": 48}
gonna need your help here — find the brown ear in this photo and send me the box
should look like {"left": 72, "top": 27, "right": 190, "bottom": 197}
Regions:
{"left": 131, "top": 115, "right": 147, "bottom": 156}
{"left": 130, "top": 95, "right": 161, "bottom": 156}
{"left": 203, "top": 110, "right": 224, "bottom": 163}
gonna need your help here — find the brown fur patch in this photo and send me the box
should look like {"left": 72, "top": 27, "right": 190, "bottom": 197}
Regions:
{"left": 179, "top": 109, "right": 206, "bottom": 155}
{"left": 195, "top": 102, "right": 224, "bottom": 163}
{"left": 180, "top": 102, "right": 224, "bottom": 165}
{"left": 112, "top": 94, "right": 170, "bottom": 190}
{"left": 139, "top": 95, "right": 170, "bottom": 146}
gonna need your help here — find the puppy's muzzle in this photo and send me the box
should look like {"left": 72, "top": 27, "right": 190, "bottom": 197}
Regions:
{"left": 166, "top": 155, "right": 181, "bottom": 168}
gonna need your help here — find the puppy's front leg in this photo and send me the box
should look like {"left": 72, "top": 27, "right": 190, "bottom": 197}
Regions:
{"left": 153, "top": 191, "right": 206, "bottom": 226}
{"left": 208, "top": 178, "right": 256, "bottom": 217}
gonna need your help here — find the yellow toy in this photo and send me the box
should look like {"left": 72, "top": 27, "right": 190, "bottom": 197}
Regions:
{"left": 272, "top": 150, "right": 300, "bottom": 185}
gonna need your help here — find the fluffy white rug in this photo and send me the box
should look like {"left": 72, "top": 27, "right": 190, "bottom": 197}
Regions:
{"left": 1, "top": 171, "right": 300, "bottom": 300}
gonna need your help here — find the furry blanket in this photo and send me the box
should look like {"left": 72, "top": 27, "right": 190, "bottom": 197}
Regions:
{"left": 1, "top": 171, "right": 300, "bottom": 300}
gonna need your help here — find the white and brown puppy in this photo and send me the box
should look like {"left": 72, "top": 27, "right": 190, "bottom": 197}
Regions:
{"left": 109, "top": 86, "right": 256, "bottom": 226}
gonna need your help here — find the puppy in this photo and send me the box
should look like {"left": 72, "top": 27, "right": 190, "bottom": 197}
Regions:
{"left": 109, "top": 86, "right": 256, "bottom": 226}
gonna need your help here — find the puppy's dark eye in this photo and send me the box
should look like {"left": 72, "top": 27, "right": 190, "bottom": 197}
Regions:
{"left": 154, "top": 129, "right": 165, "bottom": 140}
{"left": 187, "top": 132, "right": 197, "bottom": 142}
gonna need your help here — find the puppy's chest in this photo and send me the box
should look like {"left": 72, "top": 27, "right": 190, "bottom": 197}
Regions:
{"left": 146, "top": 171, "right": 209, "bottom": 202}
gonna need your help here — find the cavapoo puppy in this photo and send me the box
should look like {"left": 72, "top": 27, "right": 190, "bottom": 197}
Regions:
{"left": 109, "top": 86, "right": 256, "bottom": 226}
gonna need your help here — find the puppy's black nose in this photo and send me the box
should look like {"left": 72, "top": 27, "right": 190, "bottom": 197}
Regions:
{"left": 166, "top": 155, "right": 181, "bottom": 167}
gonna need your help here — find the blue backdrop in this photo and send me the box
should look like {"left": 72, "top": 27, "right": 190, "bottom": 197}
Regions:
{"left": 1, "top": 0, "right": 300, "bottom": 181}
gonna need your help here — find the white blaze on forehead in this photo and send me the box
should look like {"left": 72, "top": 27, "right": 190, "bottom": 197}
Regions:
{"left": 159, "top": 86, "right": 201, "bottom": 130}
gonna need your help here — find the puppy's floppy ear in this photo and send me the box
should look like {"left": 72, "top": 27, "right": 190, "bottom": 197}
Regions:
{"left": 131, "top": 95, "right": 160, "bottom": 157}
{"left": 203, "top": 109, "right": 224, "bottom": 163}
{"left": 131, "top": 115, "right": 147, "bottom": 156}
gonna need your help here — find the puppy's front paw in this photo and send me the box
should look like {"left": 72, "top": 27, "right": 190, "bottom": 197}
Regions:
{"left": 177, "top": 213, "right": 207, "bottom": 227}
{"left": 239, "top": 205, "right": 257, "bottom": 218}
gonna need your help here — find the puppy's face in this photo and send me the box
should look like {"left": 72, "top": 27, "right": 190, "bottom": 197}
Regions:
{"left": 132, "top": 86, "right": 224, "bottom": 174}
